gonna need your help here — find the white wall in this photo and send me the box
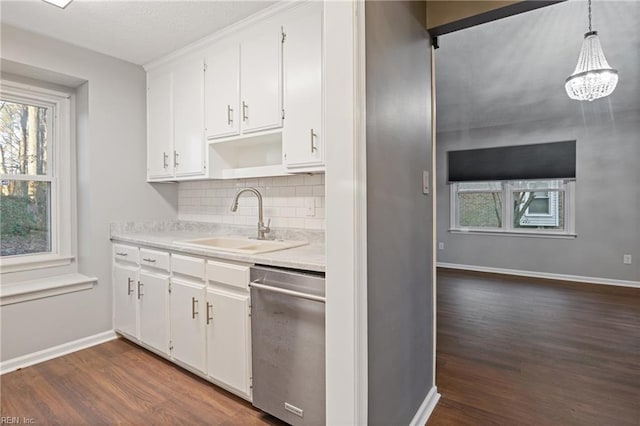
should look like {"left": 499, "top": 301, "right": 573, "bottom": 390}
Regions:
{"left": 178, "top": 174, "right": 325, "bottom": 230}
{"left": 0, "top": 25, "right": 178, "bottom": 361}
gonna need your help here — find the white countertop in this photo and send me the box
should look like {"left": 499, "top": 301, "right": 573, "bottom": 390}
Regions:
{"left": 111, "top": 229, "right": 325, "bottom": 273}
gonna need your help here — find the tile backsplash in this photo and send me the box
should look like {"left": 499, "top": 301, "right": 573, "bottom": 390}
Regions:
{"left": 178, "top": 175, "right": 325, "bottom": 230}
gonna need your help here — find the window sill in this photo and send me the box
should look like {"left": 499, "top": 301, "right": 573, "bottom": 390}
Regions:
{"left": 449, "top": 228, "right": 577, "bottom": 239}
{"left": 0, "top": 273, "right": 97, "bottom": 306}
{"left": 0, "top": 254, "right": 74, "bottom": 274}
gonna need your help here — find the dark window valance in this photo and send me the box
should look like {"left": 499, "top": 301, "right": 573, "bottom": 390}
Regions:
{"left": 447, "top": 141, "right": 576, "bottom": 182}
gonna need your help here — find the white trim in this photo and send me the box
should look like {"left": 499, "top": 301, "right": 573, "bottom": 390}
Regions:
{"left": 436, "top": 262, "right": 640, "bottom": 289}
{"left": 0, "top": 254, "right": 74, "bottom": 273}
{"left": 0, "top": 273, "right": 96, "bottom": 306}
{"left": 409, "top": 386, "right": 441, "bottom": 426}
{"left": 448, "top": 229, "right": 577, "bottom": 239}
{"left": 0, "top": 330, "right": 116, "bottom": 375}
{"left": 354, "top": 0, "right": 368, "bottom": 423}
{"left": 430, "top": 44, "right": 438, "bottom": 388}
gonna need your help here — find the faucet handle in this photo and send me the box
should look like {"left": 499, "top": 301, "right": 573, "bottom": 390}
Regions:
{"left": 265, "top": 218, "right": 271, "bottom": 231}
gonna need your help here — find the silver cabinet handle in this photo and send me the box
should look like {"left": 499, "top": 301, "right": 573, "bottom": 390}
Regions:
{"left": 173, "top": 150, "right": 179, "bottom": 167}
{"left": 250, "top": 280, "right": 325, "bottom": 303}
{"left": 116, "top": 252, "right": 128, "bottom": 257}
{"left": 127, "top": 278, "right": 134, "bottom": 296}
{"left": 206, "top": 302, "right": 213, "bottom": 325}
{"left": 242, "top": 101, "right": 248, "bottom": 121}
{"left": 163, "top": 152, "right": 169, "bottom": 168}
{"left": 227, "top": 104, "right": 233, "bottom": 125}
{"left": 137, "top": 281, "right": 143, "bottom": 300}
{"left": 192, "top": 297, "right": 198, "bottom": 319}
{"left": 142, "top": 258, "right": 156, "bottom": 263}
{"left": 310, "top": 129, "right": 318, "bottom": 153}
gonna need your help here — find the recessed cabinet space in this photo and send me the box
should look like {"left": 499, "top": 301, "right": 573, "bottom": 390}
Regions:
{"left": 147, "top": 55, "right": 205, "bottom": 181}
{"left": 282, "top": 3, "right": 324, "bottom": 170}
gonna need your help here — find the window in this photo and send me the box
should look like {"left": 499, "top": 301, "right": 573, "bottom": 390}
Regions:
{"left": 450, "top": 179, "right": 575, "bottom": 236}
{"left": 0, "top": 81, "right": 74, "bottom": 272}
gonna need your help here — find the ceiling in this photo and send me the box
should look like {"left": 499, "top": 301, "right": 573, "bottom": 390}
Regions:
{"left": 0, "top": 0, "right": 275, "bottom": 65}
{"left": 435, "top": 0, "right": 640, "bottom": 132}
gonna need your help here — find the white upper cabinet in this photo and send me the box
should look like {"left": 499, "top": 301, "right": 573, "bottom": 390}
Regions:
{"left": 205, "top": 43, "right": 240, "bottom": 139}
{"left": 173, "top": 56, "right": 205, "bottom": 177}
{"left": 147, "top": 57, "right": 205, "bottom": 181}
{"left": 205, "top": 24, "right": 283, "bottom": 140}
{"left": 282, "top": 4, "right": 324, "bottom": 169}
{"left": 146, "top": 2, "right": 324, "bottom": 180}
{"left": 240, "top": 25, "right": 283, "bottom": 134}
{"left": 147, "top": 70, "right": 173, "bottom": 179}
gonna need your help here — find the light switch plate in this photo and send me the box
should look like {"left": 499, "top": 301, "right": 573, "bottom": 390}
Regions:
{"left": 423, "top": 171, "right": 429, "bottom": 195}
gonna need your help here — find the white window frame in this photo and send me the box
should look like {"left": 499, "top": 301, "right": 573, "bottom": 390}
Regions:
{"left": 449, "top": 179, "right": 576, "bottom": 238}
{"left": 0, "top": 80, "right": 76, "bottom": 273}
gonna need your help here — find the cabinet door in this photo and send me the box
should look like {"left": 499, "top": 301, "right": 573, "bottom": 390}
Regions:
{"left": 205, "top": 44, "right": 241, "bottom": 139}
{"left": 240, "top": 26, "right": 283, "bottom": 134}
{"left": 170, "top": 280, "right": 206, "bottom": 373}
{"left": 283, "top": 6, "right": 323, "bottom": 168}
{"left": 138, "top": 271, "right": 170, "bottom": 355}
{"left": 173, "top": 56, "right": 205, "bottom": 177}
{"left": 206, "top": 288, "right": 251, "bottom": 398}
{"left": 147, "top": 70, "right": 174, "bottom": 179}
{"left": 113, "top": 263, "right": 138, "bottom": 338}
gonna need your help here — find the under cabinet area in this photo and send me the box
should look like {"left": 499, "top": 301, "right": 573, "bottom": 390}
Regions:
{"left": 145, "top": 2, "right": 324, "bottom": 181}
{"left": 112, "top": 244, "right": 253, "bottom": 401}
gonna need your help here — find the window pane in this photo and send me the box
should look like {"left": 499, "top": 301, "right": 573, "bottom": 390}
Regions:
{"left": 1, "top": 180, "right": 51, "bottom": 256}
{"left": 458, "top": 192, "right": 502, "bottom": 228}
{"left": 0, "top": 100, "right": 49, "bottom": 176}
{"left": 514, "top": 190, "right": 564, "bottom": 230}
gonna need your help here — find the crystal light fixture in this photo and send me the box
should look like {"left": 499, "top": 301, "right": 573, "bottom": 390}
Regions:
{"left": 565, "top": 0, "right": 618, "bottom": 101}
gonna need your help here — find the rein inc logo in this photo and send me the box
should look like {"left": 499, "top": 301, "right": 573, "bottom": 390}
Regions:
{"left": 1, "top": 418, "right": 35, "bottom": 424}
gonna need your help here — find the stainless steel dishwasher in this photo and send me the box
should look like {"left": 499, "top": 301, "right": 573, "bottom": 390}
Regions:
{"left": 250, "top": 265, "right": 325, "bottom": 426}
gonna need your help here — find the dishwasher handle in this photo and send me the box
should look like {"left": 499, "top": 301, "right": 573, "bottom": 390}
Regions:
{"left": 250, "top": 280, "right": 326, "bottom": 303}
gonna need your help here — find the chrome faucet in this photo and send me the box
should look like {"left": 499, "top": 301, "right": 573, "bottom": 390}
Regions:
{"left": 230, "top": 187, "right": 271, "bottom": 240}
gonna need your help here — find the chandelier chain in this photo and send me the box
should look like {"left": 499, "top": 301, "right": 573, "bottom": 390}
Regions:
{"left": 588, "top": 0, "right": 592, "bottom": 32}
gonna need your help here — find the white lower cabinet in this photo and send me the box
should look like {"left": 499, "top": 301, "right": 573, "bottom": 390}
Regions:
{"left": 170, "top": 279, "right": 206, "bottom": 373}
{"left": 113, "top": 245, "right": 252, "bottom": 401}
{"left": 113, "top": 261, "right": 138, "bottom": 339}
{"left": 138, "top": 270, "right": 170, "bottom": 355}
{"left": 206, "top": 287, "right": 251, "bottom": 399}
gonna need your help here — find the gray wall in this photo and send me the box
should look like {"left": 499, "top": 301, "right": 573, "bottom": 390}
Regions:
{"left": 366, "top": 2, "right": 434, "bottom": 424}
{"left": 437, "top": 108, "right": 640, "bottom": 282}
{"left": 1, "top": 25, "right": 178, "bottom": 361}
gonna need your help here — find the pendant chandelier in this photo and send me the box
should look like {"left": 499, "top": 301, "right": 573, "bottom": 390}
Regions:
{"left": 565, "top": 0, "right": 618, "bottom": 101}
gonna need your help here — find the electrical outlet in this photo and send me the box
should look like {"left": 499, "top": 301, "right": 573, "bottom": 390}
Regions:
{"left": 623, "top": 254, "right": 632, "bottom": 265}
{"left": 438, "top": 242, "right": 444, "bottom": 250}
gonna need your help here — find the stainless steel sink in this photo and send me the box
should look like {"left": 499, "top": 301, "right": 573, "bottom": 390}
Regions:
{"left": 176, "top": 236, "right": 308, "bottom": 255}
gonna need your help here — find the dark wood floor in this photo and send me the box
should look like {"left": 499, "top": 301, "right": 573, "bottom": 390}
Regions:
{"left": 428, "top": 268, "right": 640, "bottom": 426}
{"left": 0, "top": 337, "right": 285, "bottom": 425}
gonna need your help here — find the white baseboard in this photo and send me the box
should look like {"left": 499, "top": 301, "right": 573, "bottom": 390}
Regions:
{"left": 409, "top": 386, "right": 441, "bottom": 426}
{"left": 437, "top": 262, "right": 640, "bottom": 289}
{"left": 0, "top": 330, "right": 117, "bottom": 375}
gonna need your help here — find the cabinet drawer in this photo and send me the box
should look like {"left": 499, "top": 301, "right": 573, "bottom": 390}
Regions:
{"left": 172, "top": 254, "right": 205, "bottom": 281}
{"left": 206, "top": 260, "right": 250, "bottom": 290}
{"left": 140, "top": 248, "right": 170, "bottom": 272}
{"left": 113, "top": 244, "right": 139, "bottom": 264}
